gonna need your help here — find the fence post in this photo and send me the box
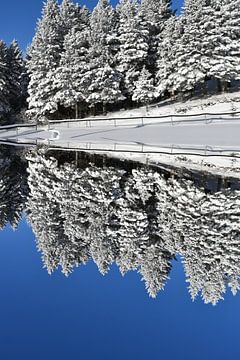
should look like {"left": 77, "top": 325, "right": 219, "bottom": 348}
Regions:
{"left": 114, "top": 119, "right": 117, "bottom": 127}
{"left": 141, "top": 117, "right": 144, "bottom": 126}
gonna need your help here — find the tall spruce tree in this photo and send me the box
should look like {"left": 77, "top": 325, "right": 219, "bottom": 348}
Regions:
{"left": 116, "top": 0, "right": 149, "bottom": 100}
{"left": 140, "top": 0, "right": 173, "bottom": 79}
{"left": 60, "top": 0, "right": 82, "bottom": 34}
{"left": 27, "top": 0, "right": 63, "bottom": 121}
{"left": 7, "top": 40, "right": 26, "bottom": 113}
{"left": 86, "top": 0, "right": 124, "bottom": 113}
{"left": 132, "top": 66, "right": 156, "bottom": 105}
{"left": 54, "top": 27, "right": 89, "bottom": 118}
{"left": 156, "top": 16, "right": 183, "bottom": 96}
{"left": 0, "top": 146, "right": 28, "bottom": 229}
{"left": 156, "top": 0, "right": 218, "bottom": 96}
{"left": 208, "top": 0, "right": 240, "bottom": 88}
{"left": 54, "top": 1, "right": 90, "bottom": 118}
{"left": 0, "top": 40, "right": 10, "bottom": 119}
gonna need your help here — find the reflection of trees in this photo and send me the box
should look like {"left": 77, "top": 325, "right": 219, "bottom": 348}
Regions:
{"left": 0, "top": 145, "right": 28, "bottom": 229}
{"left": 25, "top": 152, "right": 240, "bottom": 305}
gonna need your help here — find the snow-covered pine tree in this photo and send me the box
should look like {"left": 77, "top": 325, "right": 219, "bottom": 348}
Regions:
{"left": 54, "top": 2, "right": 90, "bottom": 118}
{"left": 157, "top": 0, "right": 218, "bottom": 96}
{"left": 132, "top": 66, "right": 156, "bottom": 106}
{"left": 129, "top": 169, "right": 174, "bottom": 298}
{"left": 86, "top": 165, "right": 123, "bottom": 275}
{"left": 208, "top": 0, "right": 240, "bottom": 90}
{"left": 60, "top": 0, "right": 82, "bottom": 35}
{"left": 0, "top": 146, "right": 27, "bottom": 229}
{"left": 51, "top": 162, "right": 92, "bottom": 275}
{"left": 116, "top": 0, "right": 149, "bottom": 100}
{"left": 7, "top": 40, "right": 26, "bottom": 113}
{"left": 87, "top": 59, "right": 125, "bottom": 114}
{"left": 86, "top": 0, "right": 124, "bottom": 114}
{"left": 115, "top": 172, "right": 150, "bottom": 275}
{"left": 54, "top": 28, "right": 89, "bottom": 118}
{"left": 169, "top": 0, "right": 210, "bottom": 94}
{"left": 26, "top": 153, "right": 73, "bottom": 275}
{"left": 0, "top": 40, "right": 10, "bottom": 119}
{"left": 156, "top": 15, "right": 183, "bottom": 97}
{"left": 140, "top": 0, "right": 173, "bottom": 79}
{"left": 27, "top": 0, "right": 63, "bottom": 121}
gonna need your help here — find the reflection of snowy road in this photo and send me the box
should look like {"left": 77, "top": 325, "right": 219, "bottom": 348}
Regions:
{"left": 1, "top": 118, "right": 240, "bottom": 155}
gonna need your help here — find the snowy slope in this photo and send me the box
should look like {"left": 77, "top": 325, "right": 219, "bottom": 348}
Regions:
{"left": 91, "top": 90, "right": 240, "bottom": 119}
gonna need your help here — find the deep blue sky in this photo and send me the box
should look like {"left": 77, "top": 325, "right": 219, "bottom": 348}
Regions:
{"left": 0, "top": 220, "right": 240, "bottom": 360}
{"left": 0, "top": 0, "right": 184, "bottom": 51}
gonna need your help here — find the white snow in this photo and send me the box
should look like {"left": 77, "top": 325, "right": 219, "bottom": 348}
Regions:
{"left": 1, "top": 93, "right": 240, "bottom": 177}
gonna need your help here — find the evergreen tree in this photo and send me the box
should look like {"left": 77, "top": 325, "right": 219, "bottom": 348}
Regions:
{"left": 0, "top": 146, "right": 28, "bottom": 229}
{"left": 86, "top": 0, "right": 124, "bottom": 113}
{"left": 132, "top": 66, "right": 156, "bottom": 105}
{"left": 156, "top": 0, "right": 218, "bottom": 96}
{"left": 116, "top": 174, "right": 150, "bottom": 275}
{"left": 26, "top": 154, "right": 72, "bottom": 274}
{"left": 87, "top": 59, "right": 124, "bottom": 113}
{"left": 156, "top": 16, "right": 183, "bottom": 96}
{"left": 7, "top": 40, "right": 26, "bottom": 113}
{"left": 116, "top": 0, "right": 149, "bottom": 99}
{"left": 140, "top": 0, "right": 173, "bottom": 78}
{"left": 60, "top": 0, "right": 83, "bottom": 34}
{"left": 27, "top": 0, "right": 63, "bottom": 120}
{"left": 54, "top": 3, "right": 90, "bottom": 118}
{"left": 208, "top": 0, "right": 240, "bottom": 88}
{"left": 0, "top": 40, "right": 10, "bottom": 118}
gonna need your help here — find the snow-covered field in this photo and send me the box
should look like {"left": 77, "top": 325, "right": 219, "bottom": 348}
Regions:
{"left": 93, "top": 90, "right": 240, "bottom": 119}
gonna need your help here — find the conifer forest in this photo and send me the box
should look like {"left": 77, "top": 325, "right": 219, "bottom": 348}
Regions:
{"left": 0, "top": 0, "right": 240, "bottom": 122}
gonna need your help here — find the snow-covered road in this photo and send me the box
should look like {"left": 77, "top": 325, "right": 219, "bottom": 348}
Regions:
{"left": 54, "top": 119, "right": 240, "bottom": 147}
{"left": 0, "top": 118, "right": 240, "bottom": 154}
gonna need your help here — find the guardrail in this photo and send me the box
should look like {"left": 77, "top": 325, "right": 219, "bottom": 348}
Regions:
{"left": 46, "top": 142, "right": 240, "bottom": 158}
{"left": 0, "top": 110, "right": 239, "bottom": 133}
{"left": 4, "top": 136, "right": 240, "bottom": 159}
{"left": 47, "top": 110, "right": 240, "bottom": 129}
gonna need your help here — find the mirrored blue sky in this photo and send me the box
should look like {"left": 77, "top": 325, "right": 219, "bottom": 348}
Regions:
{"left": 0, "top": 218, "right": 240, "bottom": 360}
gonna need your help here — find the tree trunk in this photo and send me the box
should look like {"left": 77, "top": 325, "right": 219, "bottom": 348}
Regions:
{"left": 91, "top": 105, "right": 96, "bottom": 116}
{"left": 75, "top": 103, "right": 79, "bottom": 119}
{"left": 202, "top": 81, "right": 208, "bottom": 95}
{"left": 103, "top": 103, "right": 107, "bottom": 115}
{"left": 222, "top": 81, "right": 230, "bottom": 93}
{"left": 217, "top": 79, "right": 222, "bottom": 93}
